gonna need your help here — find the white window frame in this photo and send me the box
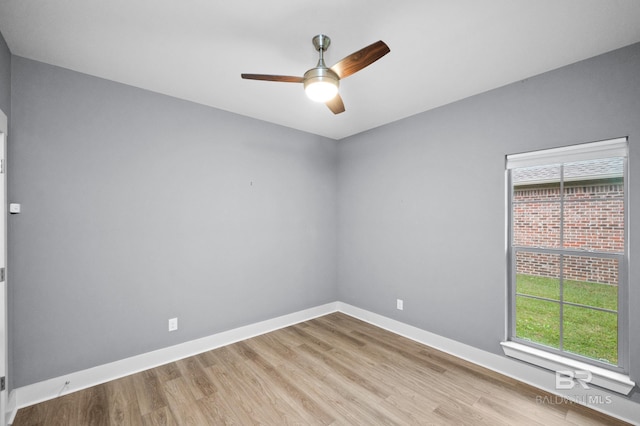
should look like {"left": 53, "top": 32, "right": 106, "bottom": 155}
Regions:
{"left": 502, "top": 137, "right": 635, "bottom": 395}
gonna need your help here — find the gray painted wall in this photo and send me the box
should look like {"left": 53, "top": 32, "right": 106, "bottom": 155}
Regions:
{"left": 9, "top": 57, "right": 338, "bottom": 388}
{"left": 0, "top": 30, "right": 10, "bottom": 117}
{"left": 338, "top": 42, "right": 640, "bottom": 403}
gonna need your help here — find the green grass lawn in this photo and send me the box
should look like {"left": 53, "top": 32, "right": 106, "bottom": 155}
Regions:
{"left": 515, "top": 274, "right": 618, "bottom": 365}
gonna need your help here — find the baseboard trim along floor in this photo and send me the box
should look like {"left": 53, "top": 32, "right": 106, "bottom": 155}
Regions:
{"left": 7, "top": 301, "right": 638, "bottom": 424}
{"left": 7, "top": 302, "right": 339, "bottom": 424}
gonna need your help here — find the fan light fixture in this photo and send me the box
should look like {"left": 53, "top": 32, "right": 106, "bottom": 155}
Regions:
{"left": 304, "top": 68, "right": 339, "bottom": 102}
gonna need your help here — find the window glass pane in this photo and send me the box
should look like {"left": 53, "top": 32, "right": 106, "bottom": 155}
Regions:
{"left": 563, "top": 255, "right": 618, "bottom": 310}
{"left": 563, "top": 158, "right": 624, "bottom": 253}
{"left": 563, "top": 198, "right": 624, "bottom": 253}
{"left": 515, "top": 296, "right": 560, "bottom": 349}
{"left": 563, "top": 157, "right": 623, "bottom": 182}
{"left": 512, "top": 165, "right": 561, "bottom": 248}
{"left": 563, "top": 305, "right": 617, "bottom": 365}
{"left": 515, "top": 252, "right": 560, "bottom": 300}
{"left": 512, "top": 202, "right": 560, "bottom": 248}
{"left": 512, "top": 164, "right": 561, "bottom": 194}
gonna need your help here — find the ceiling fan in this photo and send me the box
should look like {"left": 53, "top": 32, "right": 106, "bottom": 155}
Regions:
{"left": 241, "top": 35, "right": 390, "bottom": 114}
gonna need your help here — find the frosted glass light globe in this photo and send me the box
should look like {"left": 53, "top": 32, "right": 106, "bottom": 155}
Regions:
{"left": 303, "top": 67, "right": 339, "bottom": 103}
{"left": 305, "top": 81, "right": 339, "bottom": 102}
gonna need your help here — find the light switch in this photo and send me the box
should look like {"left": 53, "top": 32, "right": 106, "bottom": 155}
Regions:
{"left": 9, "top": 203, "right": 21, "bottom": 214}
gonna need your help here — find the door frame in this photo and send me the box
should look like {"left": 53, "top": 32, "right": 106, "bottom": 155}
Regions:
{"left": 0, "top": 109, "right": 8, "bottom": 426}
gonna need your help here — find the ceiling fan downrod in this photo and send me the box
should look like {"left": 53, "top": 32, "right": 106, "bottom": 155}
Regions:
{"left": 313, "top": 34, "right": 331, "bottom": 67}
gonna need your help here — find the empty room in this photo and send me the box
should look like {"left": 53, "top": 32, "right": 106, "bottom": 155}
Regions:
{"left": 0, "top": 1, "right": 639, "bottom": 425}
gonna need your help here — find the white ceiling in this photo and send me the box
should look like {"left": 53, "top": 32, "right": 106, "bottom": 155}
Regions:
{"left": 1, "top": 1, "right": 640, "bottom": 140}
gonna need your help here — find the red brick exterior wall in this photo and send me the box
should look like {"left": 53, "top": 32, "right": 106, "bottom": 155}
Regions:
{"left": 513, "top": 183, "right": 623, "bottom": 285}
{"left": 515, "top": 251, "right": 619, "bottom": 285}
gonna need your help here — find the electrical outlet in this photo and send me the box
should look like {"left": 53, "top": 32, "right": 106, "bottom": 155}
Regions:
{"left": 168, "top": 317, "right": 178, "bottom": 332}
{"left": 397, "top": 299, "right": 404, "bottom": 310}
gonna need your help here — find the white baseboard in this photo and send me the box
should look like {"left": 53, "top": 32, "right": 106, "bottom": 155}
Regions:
{"left": 336, "top": 302, "right": 639, "bottom": 425}
{"left": 8, "top": 301, "right": 639, "bottom": 425}
{"left": 7, "top": 302, "right": 338, "bottom": 424}
{"left": 4, "top": 392, "right": 15, "bottom": 426}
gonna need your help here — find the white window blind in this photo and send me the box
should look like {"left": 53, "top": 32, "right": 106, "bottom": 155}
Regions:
{"left": 506, "top": 137, "right": 628, "bottom": 169}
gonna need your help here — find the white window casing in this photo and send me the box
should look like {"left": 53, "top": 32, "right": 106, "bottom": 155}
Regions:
{"left": 503, "top": 136, "right": 632, "bottom": 395}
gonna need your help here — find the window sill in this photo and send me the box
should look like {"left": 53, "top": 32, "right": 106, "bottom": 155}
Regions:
{"left": 501, "top": 341, "right": 635, "bottom": 395}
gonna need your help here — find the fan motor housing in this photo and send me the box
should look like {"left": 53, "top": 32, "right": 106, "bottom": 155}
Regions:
{"left": 303, "top": 67, "right": 339, "bottom": 89}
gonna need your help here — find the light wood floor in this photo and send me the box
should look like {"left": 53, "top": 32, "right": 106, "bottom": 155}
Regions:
{"left": 13, "top": 312, "right": 629, "bottom": 425}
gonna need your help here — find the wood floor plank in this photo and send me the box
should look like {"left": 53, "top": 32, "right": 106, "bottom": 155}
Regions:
{"left": 162, "top": 377, "right": 209, "bottom": 425}
{"left": 234, "top": 341, "right": 335, "bottom": 424}
{"left": 349, "top": 328, "right": 447, "bottom": 373}
{"left": 473, "top": 395, "right": 545, "bottom": 426}
{"left": 565, "top": 407, "right": 631, "bottom": 426}
{"left": 325, "top": 338, "right": 484, "bottom": 421}
{"left": 248, "top": 332, "right": 297, "bottom": 367}
{"left": 324, "top": 337, "right": 480, "bottom": 409}
{"left": 104, "top": 375, "right": 143, "bottom": 426}
{"left": 194, "top": 349, "right": 218, "bottom": 369}
{"left": 278, "top": 360, "right": 390, "bottom": 424}
{"left": 41, "top": 392, "right": 80, "bottom": 426}
{"left": 141, "top": 406, "right": 177, "bottom": 426}
{"left": 298, "top": 341, "right": 392, "bottom": 400}
{"left": 76, "top": 384, "right": 109, "bottom": 426}
{"left": 218, "top": 347, "right": 299, "bottom": 424}
{"left": 12, "top": 312, "right": 630, "bottom": 425}
{"left": 282, "top": 323, "right": 334, "bottom": 351}
{"left": 443, "top": 368, "right": 571, "bottom": 425}
{"left": 199, "top": 352, "right": 267, "bottom": 425}
{"left": 131, "top": 369, "right": 169, "bottom": 416}
{"left": 249, "top": 334, "right": 402, "bottom": 424}
{"left": 434, "top": 398, "right": 514, "bottom": 426}
{"left": 151, "top": 362, "right": 181, "bottom": 384}
{"left": 175, "top": 357, "right": 217, "bottom": 399}
{"left": 202, "top": 364, "right": 266, "bottom": 424}
{"left": 196, "top": 393, "right": 243, "bottom": 425}
{"left": 230, "top": 343, "right": 319, "bottom": 424}
{"left": 308, "top": 317, "right": 368, "bottom": 348}
{"left": 12, "top": 400, "right": 48, "bottom": 425}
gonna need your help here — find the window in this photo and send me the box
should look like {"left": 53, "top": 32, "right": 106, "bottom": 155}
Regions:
{"left": 503, "top": 138, "right": 634, "bottom": 394}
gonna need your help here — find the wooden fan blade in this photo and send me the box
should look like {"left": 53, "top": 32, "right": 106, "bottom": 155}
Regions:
{"left": 241, "top": 74, "right": 304, "bottom": 83}
{"left": 326, "top": 93, "right": 345, "bottom": 114}
{"left": 330, "top": 40, "right": 390, "bottom": 79}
